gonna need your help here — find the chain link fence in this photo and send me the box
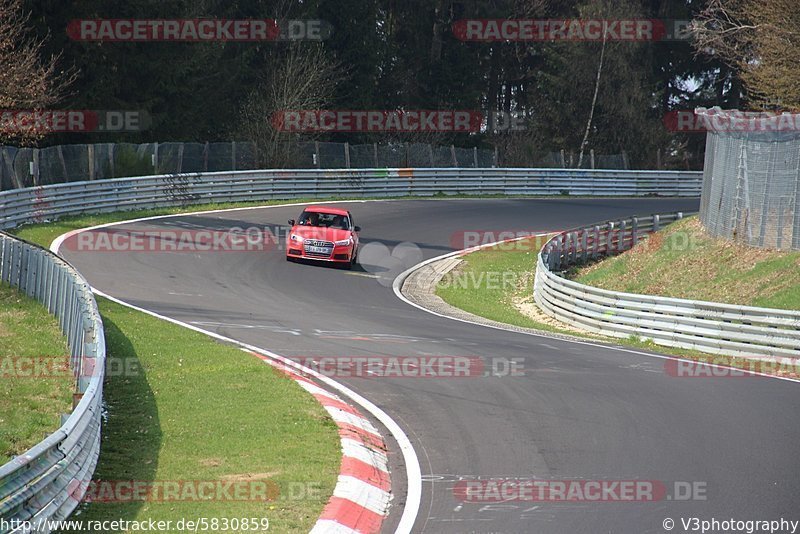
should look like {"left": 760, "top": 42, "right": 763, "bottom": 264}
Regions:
{"left": 0, "top": 141, "right": 500, "bottom": 190}
{"left": 0, "top": 142, "right": 259, "bottom": 190}
{"left": 699, "top": 108, "right": 800, "bottom": 251}
{"left": 0, "top": 140, "right": 652, "bottom": 191}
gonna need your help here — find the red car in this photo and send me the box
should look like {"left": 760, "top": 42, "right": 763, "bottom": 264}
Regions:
{"left": 285, "top": 206, "right": 360, "bottom": 268}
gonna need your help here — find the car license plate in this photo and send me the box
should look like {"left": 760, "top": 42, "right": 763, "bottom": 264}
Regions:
{"left": 307, "top": 246, "right": 331, "bottom": 254}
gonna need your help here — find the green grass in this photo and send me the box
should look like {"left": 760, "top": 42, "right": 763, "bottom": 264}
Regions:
{"left": 65, "top": 298, "right": 339, "bottom": 533}
{"left": 0, "top": 283, "right": 72, "bottom": 464}
{"left": 10, "top": 194, "right": 575, "bottom": 249}
{"left": 572, "top": 216, "right": 800, "bottom": 311}
{"left": 1, "top": 193, "right": 640, "bottom": 530}
{"left": 435, "top": 221, "right": 800, "bottom": 376}
{"left": 4, "top": 200, "right": 343, "bottom": 532}
{"left": 432, "top": 237, "right": 666, "bottom": 356}
{"left": 435, "top": 236, "right": 571, "bottom": 334}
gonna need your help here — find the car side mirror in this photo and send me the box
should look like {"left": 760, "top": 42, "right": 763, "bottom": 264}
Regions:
{"left": 288, "top": 219, "right": 295, "bottom": 226}
{"left": 353, "top": 225, "right": 361, "bottom": 232}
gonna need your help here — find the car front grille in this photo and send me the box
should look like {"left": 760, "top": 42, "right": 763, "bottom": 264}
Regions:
{"left": 304, "top": 240, "right": 334, "bottom": 248}
{"left": 304, "top": 240, "right": 334, "bottom": 258}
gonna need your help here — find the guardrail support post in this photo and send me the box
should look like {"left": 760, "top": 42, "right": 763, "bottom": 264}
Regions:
{"left": 572, "top": 231, "right": 579, "bottom": 262}
{"left": 553, "top": 236, "right": 563, "bottom": 270}
{"left": 580, "top": 229, "right": 588, "bottom": 263}
{"left": 606, "top": 222, "right": 615, "bottom": 255}
{"left": 32, "top": 149, "right": 40, "bottom": 186}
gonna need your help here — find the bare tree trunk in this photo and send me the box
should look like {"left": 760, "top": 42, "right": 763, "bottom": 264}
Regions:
{"left": 233, "top": 44, "right": 343, "bottom": 168}
{"left": 578, "top": 35, "right": 607, "bottom": 169}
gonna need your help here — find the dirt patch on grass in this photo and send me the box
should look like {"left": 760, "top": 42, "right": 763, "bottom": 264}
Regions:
{"left": 0, "top": 309, "right": 25, "bottom": 326}
{"left": 512, "top": 292, "right": 607, "bottom": 340}
{"left": 513, "top": 293, "right": 561, "bottom": 328}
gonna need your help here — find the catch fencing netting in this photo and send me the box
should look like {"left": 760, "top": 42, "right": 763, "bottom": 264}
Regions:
{"left": 699, "top": 107, "right": 800, "bottom": 250}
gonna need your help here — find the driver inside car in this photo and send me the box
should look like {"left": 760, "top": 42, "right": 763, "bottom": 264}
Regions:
{"left": 301, "top": 212, "right": 320, "bottom": 226}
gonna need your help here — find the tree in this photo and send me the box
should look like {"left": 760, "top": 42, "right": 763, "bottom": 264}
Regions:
{"left": 0, "top": 0, "right": 74, "bottom": 144}
{"left": 523, "top": 0, "right": 671, "bottom": 167}
{"left": 693, "top": 0, "right": 800, "bottom": 110}
{"left": 233, "top": 44, "right": 344, "bottom": 168}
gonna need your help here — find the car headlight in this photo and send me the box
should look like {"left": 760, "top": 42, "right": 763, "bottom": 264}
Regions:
{"left": 334, "top": 237, "right": 353, "bottom": 246}
{"left": 290, "top": 234, "right": 304, "bottom": 243}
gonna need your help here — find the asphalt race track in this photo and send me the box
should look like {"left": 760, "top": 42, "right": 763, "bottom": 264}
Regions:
{"left": 60, "top": 198, "right": 800, "bottom": 534}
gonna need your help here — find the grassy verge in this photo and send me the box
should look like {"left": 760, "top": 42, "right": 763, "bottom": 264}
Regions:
{"left": 0, "top": 194, "right": 592, "bottom": 528}
{"left": 0, "top": 283, "right": 72, "bottom": 464}
{"left": 4, "top": 201, "right": 340, "bottom": 532}
{"left": 572, "top": 216, "right": 800, "bottom": 310}
{"left": 435, "top": 236, "right": 571, "bottom": 335}
{"left": 65, "top": 298, "right": 339, "bottom": 533}
{"left": 436, "top": 239, "right": 797, "bottom": 376}
{"left": 433, "top": 236, "right": 662, "bottom": 355}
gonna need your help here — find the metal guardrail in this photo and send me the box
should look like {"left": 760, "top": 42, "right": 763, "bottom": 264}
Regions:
{"left": 0, "top": 167, "right": 702, "bottom": 230}
{"left": 0, "top": 166, "right": 700, "bottom": 530}
{"left": 0, "top": 233, "right": 105, "bottom": 533}
{"left": 534, "top": 213, "right": 800, "bottom": 358}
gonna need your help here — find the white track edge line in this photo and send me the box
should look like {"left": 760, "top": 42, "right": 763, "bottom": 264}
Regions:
{"left": 391, "top": 235, "right": 800, "bottom": 385}
{"left": 50, "top": 205, "right": 422, "bottom": 534}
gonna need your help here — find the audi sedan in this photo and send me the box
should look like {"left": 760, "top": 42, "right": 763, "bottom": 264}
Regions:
{"left": 285, "top": 206, "right": 360, "bottom": 268}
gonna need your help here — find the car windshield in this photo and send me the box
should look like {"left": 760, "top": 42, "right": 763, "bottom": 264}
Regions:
{"left": 298, "top": 211, "right": 349, "bottom": 230}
